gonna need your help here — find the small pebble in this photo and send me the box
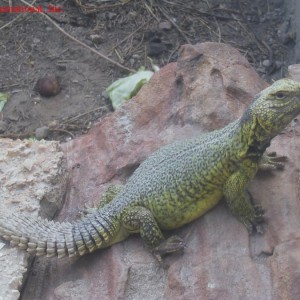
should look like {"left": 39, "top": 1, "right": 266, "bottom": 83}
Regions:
{"left": 107, "top": 12, "right": 117, "bottom": 19}
{"left": 262, "top": 60, "right": 271, "bottom": 67}
{"left": 277, "top": 20, "right": 296, "bottom": 44}
{"left": 101, "top": 91, "right": 109, "bottom": 100}
{"left": 158, "top": 21, "right": 172, "bottom": 31}
{"left": 48, "top": 120, "right": 59, "bottom": 128}
{"left": 128, "top": 11, "right": 137, "bottom": 18}
{"left": 35, "top": 126, "right": 49, "bottom": 140}
{"left": 90, "top": 34, "right": 103, "bottom": 45}
{"left": 129, "top": 58, "right": 135, "bottom": 66}
{"left": 33, "top": 38, "right": 40, "bottom": 44}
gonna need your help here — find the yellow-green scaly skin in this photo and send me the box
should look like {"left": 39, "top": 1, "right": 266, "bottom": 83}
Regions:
{"left": 1, "top": 78, "right": 300, "bottom": 258}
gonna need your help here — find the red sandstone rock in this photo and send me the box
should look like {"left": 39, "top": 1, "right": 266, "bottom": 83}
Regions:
{"left": 20, "top": 43, "right": 300, "bottom": 300}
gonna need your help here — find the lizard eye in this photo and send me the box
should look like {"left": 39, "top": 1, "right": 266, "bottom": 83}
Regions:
{"left": 275, "top": 92, "right": 285, "bottom": 99}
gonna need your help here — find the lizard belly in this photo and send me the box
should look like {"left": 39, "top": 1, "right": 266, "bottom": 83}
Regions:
{"left": 155, "top": 189, "right": 223, "bottom": 230}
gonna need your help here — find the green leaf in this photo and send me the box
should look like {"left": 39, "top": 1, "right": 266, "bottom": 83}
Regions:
{"left": 106, "top": 69, "right": 154, "bottom": 109}
{"left": 0, "top": 92, "right": 9, "bottom": 112}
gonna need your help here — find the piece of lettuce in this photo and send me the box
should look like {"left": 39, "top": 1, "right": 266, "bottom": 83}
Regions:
{"left": 0, "top": 93, "right": 9, "bottom": 112}
{"left": 106, "top": 69, "right": 154, "bottom": 109}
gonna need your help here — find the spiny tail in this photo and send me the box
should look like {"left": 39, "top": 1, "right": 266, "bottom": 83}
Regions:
{"left": 0, "top": 211, "right": 117, "bottom": 258}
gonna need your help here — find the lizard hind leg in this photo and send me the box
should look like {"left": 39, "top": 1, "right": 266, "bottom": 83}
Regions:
{"left": 81, "top": 184, "right": 123, "bottom": 216}
{"left": 122, "top": 206, "right": 185, "bottom": 259}
{"left": 100, "top": 184, "right": 123, "bottom": 206}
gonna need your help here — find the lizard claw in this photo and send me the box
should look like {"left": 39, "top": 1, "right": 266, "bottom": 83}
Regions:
{"left": 253, "top": 204, "right": 265, "bottom": 221}
{"left": 243, "top": 205, "right": 265, "bottom": 235}
{"left": 259, "top": 152, "right": 288, "bottom": 171}
{"left": 153, "top": 235, "right": 185, "bottom": 257}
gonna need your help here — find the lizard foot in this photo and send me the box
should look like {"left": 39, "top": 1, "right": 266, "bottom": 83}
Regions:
{"left": 153, "top": 235, "right": 185, "bottom": 259}
{"left": 244, "top": 205, "right": 265, "bottom": 235}
{"left": 259, "top": 152, "right": 288, "bottom": 171}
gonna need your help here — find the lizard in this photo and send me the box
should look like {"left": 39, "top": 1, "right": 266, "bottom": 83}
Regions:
{"left": 0, "top": 78, "right": 300, "bottom": 259}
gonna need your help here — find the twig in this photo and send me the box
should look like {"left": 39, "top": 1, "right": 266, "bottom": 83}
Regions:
{"left": 158, "top": 7, "right": 191, "bottom": 44}
{"left": 204, "top": 0, "right": 221, "bottom": 43}
{"left": 212, "top": 7, "right": 241, "bottom": 15}
{"left": 0, "top": 13, "right": 24, "bottom": 31}
{"left": 127, "top": 33, "right": 145, "bottom": 57}
{"left": 114, "top": 48, "right": 124, "bottom": 64}
{"left": 109, "top": 18, "right": 153, "bottom": 52}
{"left": 167, "top": 43, "right": 180, "bottom": 63}
{"left": 144, "top": 1, "right": 160, "bottom": 22}
{"left": 74, "top": 0, "right": 132, "bottom": 15}
{"left": 49, "top": 128, "right": 75, "bottom": 139}
{"left": 0, "top": 0, "right": 37, "bottom": 31}
{"left": 231, "top": 14, "right": 267, "bottom": 55}
{"left": 236, "top": 0, "right": 271, "bottom": 58}
{"left": 18, "top": 0, "right": 135, "bottom": 73}
{"left": 161, "top": 0, "right": 233, "bottom": 21}
{"left": 64, "top": 107, "right": 106, "bottom": 123}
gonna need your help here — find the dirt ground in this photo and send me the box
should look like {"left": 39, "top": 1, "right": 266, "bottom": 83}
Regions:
{"left": 0, "top": 0, "right": 297, "bottom": 141}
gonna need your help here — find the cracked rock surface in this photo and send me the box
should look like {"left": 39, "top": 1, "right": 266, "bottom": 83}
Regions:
{"left": 0, "top": 139, "right": 66, "bottom": 300}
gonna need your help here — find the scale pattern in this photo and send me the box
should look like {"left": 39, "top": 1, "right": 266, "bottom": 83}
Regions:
{"left": 1, "top": 79, "right": 300, "bottom": 257}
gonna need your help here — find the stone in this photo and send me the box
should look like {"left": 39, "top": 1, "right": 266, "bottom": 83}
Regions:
{"left": 3, "top": 43, "right": 300, "bottom": 299}
{"left": 107, "top": 12, "right": 117, "bottom": 20}
{"left": 288, "top": 64, "right": 300, "bottom": 81}
{"left": 90, "top": 34, "right": 103, "bottom": 45}
{"left": 33, "top": 38, "right": 40, "bottom": 44}
{"left": 0, "top": 121, "right": 7, "bottom": 133}
{"left": 277, "top": 20, "right": 296, "bottom": 44}
{"left": 35, "top": 126, "right": 49, "bottom": 140}
{"left": 262, "top": 59, "right": 272, "bottom": 67}
{"left": 158, "top": 21, "right": 172, "bottom": 31}
{"left": 0, "top": 139, "right": 67, "bottom": 300}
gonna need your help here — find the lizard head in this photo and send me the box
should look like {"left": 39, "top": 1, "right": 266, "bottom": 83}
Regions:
{"left": 248, "top": 78, "right": 300, "bottom": 137}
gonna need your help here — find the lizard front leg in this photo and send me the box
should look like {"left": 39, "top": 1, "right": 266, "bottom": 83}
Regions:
{"left": 259, "top": 152, "right": 287, "bottom": 170}
{"left": 223, "top": 171, "right": 264, "bottom": 234}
